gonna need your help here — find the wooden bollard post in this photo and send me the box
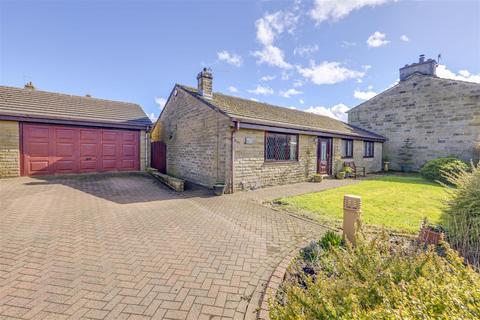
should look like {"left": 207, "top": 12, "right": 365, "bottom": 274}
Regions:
{"left": 343, "top": 195, "right": 362, "bottom": 246}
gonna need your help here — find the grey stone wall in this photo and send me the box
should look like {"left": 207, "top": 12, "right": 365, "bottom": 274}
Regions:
{"left": 157, "top": 88, "right": 232, "bottom": 190}
{"left": 332, "top": 138, "right": 383, "bottom": 174}
{"left": 348, "top": 75, "right": 480, "bottom": 171}
{"left": 233, "top": 129, "right": 317, "bottom": 191}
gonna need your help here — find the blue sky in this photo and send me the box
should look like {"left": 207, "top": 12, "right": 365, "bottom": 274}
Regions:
{"left": 1, "top": 0, "right": 479, "bottom": 122}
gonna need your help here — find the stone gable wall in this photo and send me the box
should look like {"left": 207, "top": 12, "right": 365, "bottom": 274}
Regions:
{"left": 348, "top": 75, "right": 480, "bottom": 171}
{"left": 233, "top": 129, "right": 317, "bottom": 191}
{"left": 157, "top": 88, "right": 232, "bottom": 190}
{"left": 0, "top": 120, "right": 20, "bottom": 178}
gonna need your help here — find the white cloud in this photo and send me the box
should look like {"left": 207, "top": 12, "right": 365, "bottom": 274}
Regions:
{"left": 250, "top": 97, "right": 259, "bottom": 102}
{"left": 305, "top": 103, "right": 350, "bottom": 122}
{"left": 252, "top": 45, "right": 292, "bottom": 69}
{"left": 436, "top": 65, "right": 480, "bottom": 83}
{"left": 260, "top": 75, "right": 276, "bottom": 81}
{"left": 297, "top": 61, "right": 365, "bottom": 85}
{"left": 310, "top": 0, "right": 390, "bottom": 24}
{"left": 362, "top": 64, "right": 372, "bottom": 70}
{"left": 248, "top": 85, "right": 274, "bottom": 95}
{"left": 217, "top": 51, "right": 243, "bottom": 67}
{"left": 400, "top": 34, "right": 410, "bottom": 42}
{"left": 354, "top": 88, "right": 377, "bottom": 100}
{"left": 367, "top": 31, "right": 390, "bottom": 47}
{"left": 293, "top": 80, "right": 303, "bottom": 87}
{"left": 155, "top": 97, "right": 167, "bottom": 109}
{"left": 228, "top": 86, "right": 239, "bottom": 93}
{"left": 148, "top": 113, "right": 157, "bottom": 122}
{"left": 293, "top": 44, "right": 319, "bottom": 56}
{"left": 255, "top": 11, "right": 298, "bottom": 46}
{"left": 289, "top": 106, "right": 297, "bottom": 110}
{"left": 341, "top": 40, "right": 357, "bottom": 48}
{"left": 252, "top": 10, "right": 297, "bottom": 69}
{"left": 279, "top": 88, "right": 303, "bottom": 98}
{"left": 299, "top": 99, "right": 304, "bottom": 104}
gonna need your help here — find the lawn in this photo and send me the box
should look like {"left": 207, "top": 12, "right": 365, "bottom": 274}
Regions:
{"left": 277, "top": 175, "right": 448, "bottom": 234}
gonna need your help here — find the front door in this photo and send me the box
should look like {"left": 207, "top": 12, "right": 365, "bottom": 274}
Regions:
{"left": 317, "top": 137, "right": 332, "bottom": 175}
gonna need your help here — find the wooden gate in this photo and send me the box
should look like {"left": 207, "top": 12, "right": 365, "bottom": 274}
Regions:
{"left": 151, "top": 141, "right": 166, "bottom": 173}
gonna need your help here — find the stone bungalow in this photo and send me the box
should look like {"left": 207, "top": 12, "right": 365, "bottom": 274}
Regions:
{"left": 151, "top": 69, "right": 385, "bottom": 193}
{"left": 348, "top": 55, "right": 480, "bottom": 171}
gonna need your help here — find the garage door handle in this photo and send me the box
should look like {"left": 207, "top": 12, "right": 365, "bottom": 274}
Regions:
{"left": 85, "top": 157, "right": 92, "bottom": 160}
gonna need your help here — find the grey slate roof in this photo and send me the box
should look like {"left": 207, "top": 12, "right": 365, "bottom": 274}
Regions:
{"left": 178, "top": 85, "right": 384, "bottom": 141}
{"left": 0, "top": 86, "right": 151, "bottom": 129}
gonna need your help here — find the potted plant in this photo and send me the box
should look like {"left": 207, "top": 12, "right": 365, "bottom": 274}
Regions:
{"left": 312, "top": 174, "right": 323, "bottom": 183}
{"left": 399, "top": 138, "right": 414, "bottom": 172}
{"left": 343, "top": 166, "right": 353, "bottom": 178}
{"left": 213, "top": 182, "right": 227, "bottom": 196}
{"left": 383, "top": 155, "right": 390, "bottom": 172}
{"left": 336, "top": 170, "right": 346, "bottom": 180}
{"left": 419, "top": 219, "right": 445, "bottom": 245}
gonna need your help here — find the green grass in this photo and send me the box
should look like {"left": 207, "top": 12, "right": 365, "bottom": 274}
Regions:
{"left": 278, "top": 175, "right": 448, "bottom": 234}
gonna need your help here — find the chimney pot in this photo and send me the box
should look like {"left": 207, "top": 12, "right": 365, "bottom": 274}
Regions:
{"left": 197, "top": 68, "right": 213, "bottom": 99}
{"left": 24, "top": 81, "right": 35, "bottom": 90}
{"left": 399, "top": 55, "right": 437, "bottom": 81}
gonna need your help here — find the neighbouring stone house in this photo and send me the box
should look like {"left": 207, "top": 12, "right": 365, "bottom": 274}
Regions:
{"left": 348, "top": 55, "right": 480, "bottom": 171}
{"left": 151, "top": 69, "right": 385, "bottom": 193}
{"left": 0, "top": 84, "right": 151, "bottom": 178}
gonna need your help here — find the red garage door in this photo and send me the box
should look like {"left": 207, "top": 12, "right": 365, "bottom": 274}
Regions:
{"left": 21, "top": 123, "right": 140, "bottom": 176}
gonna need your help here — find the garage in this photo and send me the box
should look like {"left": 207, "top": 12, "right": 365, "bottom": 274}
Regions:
{"left": 0, "top": 83, "right": 151, "bottom": 178}
{"left": 22, "top": 124, "right": 140, "bottom": 175}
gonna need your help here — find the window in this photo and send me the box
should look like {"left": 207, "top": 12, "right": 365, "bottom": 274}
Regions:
{"left": 364, "top": 141, "right": 375, "bottom": 158}
{"left": 265, "top": 132, "right": 298, "bottom": 161}
{"left": 341, "top": 139, "right": 353, "bottom": 158}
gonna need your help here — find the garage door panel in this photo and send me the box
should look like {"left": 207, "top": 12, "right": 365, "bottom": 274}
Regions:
{"left": 22, "top": 124, "right": 139, "bottom": 176}
{"left": 28, "top": 142, "right": 50, "bottom": 157}
{"left": 103, "top": 144, "right": 117, "bottom": 156}
{"left": 122, "top": 144, "right": 136, "bottom": 157}
{"left": 29, "top": 161, "right": 50, "bottom": 174}
{"left": 80, "top": 129, "right": 98, "bottom": 140}
{"left": 80, "top": 144, "right": 97, "bottom": 156}
{"left": 103, "top": 131, "right": 118, "bottom": 141}
{"left": 55, "top": 160, "right": 75, "bottom": 171}
{"left": 26, "top": 126, "right": 49, "bottom": 139}
{"left": 56, "top": 143, "right": 75, "bottom": 157}
{"left": 55, "top": 128, "right": 75, "bottom": 140}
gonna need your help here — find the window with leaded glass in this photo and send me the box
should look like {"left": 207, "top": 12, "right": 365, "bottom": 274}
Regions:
{"left": 265, "top": 132, "right": 298, "bottom": 161}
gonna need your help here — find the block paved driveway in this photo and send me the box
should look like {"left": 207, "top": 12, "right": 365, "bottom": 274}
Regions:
{"left": 0, "top": 173, "right": 349, "bottom": 320}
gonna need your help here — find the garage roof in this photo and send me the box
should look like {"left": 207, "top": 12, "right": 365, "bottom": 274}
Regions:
{"left": 0, "top": 85, "right": 151, "bottom": 129}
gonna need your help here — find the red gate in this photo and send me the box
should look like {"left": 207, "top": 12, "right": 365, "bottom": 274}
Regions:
{"left": 151, "top": 141, "right": 166, "bottom": 173}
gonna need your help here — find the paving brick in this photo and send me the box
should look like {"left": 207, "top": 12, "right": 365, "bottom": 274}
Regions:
{"left": 0, "top": 174, "right": 333, "bottom": 319}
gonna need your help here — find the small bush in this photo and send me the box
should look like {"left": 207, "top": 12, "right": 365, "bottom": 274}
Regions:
{"left": 319, "top": 231, "right": 342, "bottom": 250}
{"left": 300, "top": 241, "right": 322, "bottom": 264}
{"left": 270, "top": 233, "right": 480, "bottom": 320}
{"left": 421, "top": 157, "right": 469, "bottom": 183}
{"left": 443, "top": 161, "right": 480, "bottom": 268}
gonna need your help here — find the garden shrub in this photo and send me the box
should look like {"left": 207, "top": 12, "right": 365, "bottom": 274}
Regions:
{"left": 420, "top": 157, "right": 469, "bottom": 183}
{"left": 300, "top": 241, "right": 322, "bottom": 264}
{"left": 443, "top": 161, "right": 480, "bottom": 268}
{"left": 319, "top": 231, "right": 342, "bottom": 250}
{"left": 270, "top": 233, "right": 480, "bottom": 320}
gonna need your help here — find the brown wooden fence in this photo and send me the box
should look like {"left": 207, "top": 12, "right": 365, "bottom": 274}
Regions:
{"left": 151, "top": 141, "right": 166, "bottom": 173}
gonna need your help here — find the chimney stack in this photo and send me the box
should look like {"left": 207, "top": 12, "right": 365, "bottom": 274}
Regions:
{"left": 399, "top": 54, "right": 437, "bottom": 81}
{"left": 197, "top": 68, "right": 213, "bottom": 99}
{"left": 24, "top": 82, "right": 35, "bottom": 90}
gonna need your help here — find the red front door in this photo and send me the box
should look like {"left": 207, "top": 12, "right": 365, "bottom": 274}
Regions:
{"left": 21, "top": 123, "right": 139, "bottom": 176}
{"left": 317, "top": 137, "right": 332, "bottom": 175}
